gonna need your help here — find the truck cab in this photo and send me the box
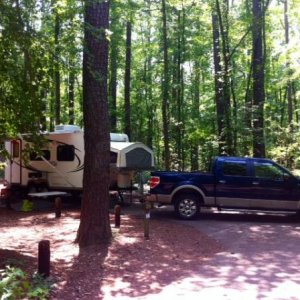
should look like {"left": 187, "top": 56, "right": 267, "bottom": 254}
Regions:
{"left": 148, "top": 156, "right": 300, "bottom": 219}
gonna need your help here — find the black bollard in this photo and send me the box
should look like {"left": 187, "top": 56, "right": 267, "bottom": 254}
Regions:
{"left": 38, "top": 240, "right": 50, "bottom": 277}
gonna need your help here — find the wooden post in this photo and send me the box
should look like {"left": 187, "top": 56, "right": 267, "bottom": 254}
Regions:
{"left": 38, "top": 240, "right": 50, "bottom": 277}
{"left": 144, "top": 201, "right": 151, "bottom": 240}
{"left": 114, "top": 204, "right": 121, "bottom": 228}
{"left": 54, "top": 197, "right": 62, "bottom": 218}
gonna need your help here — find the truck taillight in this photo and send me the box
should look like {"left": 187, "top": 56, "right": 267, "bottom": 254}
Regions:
{"left": 149, "top": 176, "right": 160, "bottom": 189}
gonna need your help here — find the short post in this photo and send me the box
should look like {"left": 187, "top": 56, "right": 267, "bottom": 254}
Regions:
{"left": 144, "top": 201, "right": 151, "bottom": 240}
{"left": 38, "top": 240, "right": 50, "bottom": 277}
{"left": 54, "top": 197, "right": 62, "bottom": 218}
{"left": 114, "top": 204, "right": 121, "bottom": 228}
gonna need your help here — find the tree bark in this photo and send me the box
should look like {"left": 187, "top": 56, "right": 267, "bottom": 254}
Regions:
{"left": 161, "top": 0, "right": 170, "bottom": 170}
{"left": 124, "top": 20, "right": 132, "bottom": 140}
{"left": 68, "top": 59, "right": 75, "bottom": 125}
{"left": 212, "top": 10, "right": 226, "bottom": 155}
{"left": 284, "top": 0, "right": 293, "bottom": 127}
{"left": 76, "top": 0, "right": 112, "bottom": 247}
{"left": 215, "top": 0, "right": 233, "bottom": 155}
{"left": 54, "top": 11, "right": 61, "bottom": 125}
{"left": 252, "top": 0, "right": 266, "bottom": 157}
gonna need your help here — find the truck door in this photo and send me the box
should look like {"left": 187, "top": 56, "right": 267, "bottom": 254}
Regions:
{"left": 215, "top": 158, "right": 253, "bottom": 208}
{"left": 249, "top": 160, "right": 297, "bottom": 210}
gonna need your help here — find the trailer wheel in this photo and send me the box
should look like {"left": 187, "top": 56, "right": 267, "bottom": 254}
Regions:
{"left": 174, "top": 193, "right": 200, "bottom": 220}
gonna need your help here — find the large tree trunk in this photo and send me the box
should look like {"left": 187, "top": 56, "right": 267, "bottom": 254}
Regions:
{"left": 124, "top": 20, "right": 132, "bottom": 140}
{"left": 76, "top": 0, "right": 112, "bottom": 247}
{"left": 252, "top": 0, "right": 266, "bottom": 157}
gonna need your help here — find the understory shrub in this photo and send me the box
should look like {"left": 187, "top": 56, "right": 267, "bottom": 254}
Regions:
{"left": 0, "top": 266, "right": 52, "bottom": 300}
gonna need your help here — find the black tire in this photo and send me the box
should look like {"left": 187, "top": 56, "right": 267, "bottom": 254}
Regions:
{"left": 174, "top": 193, "right": 200, "bottom": 220}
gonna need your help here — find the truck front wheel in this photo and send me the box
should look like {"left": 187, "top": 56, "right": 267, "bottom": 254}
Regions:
{"left": 174, "top": 194, "right": 200, "bottom": 220}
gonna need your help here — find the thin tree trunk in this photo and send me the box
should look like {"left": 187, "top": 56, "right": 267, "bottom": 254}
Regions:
{"left": 68, "top": 58, "right": 75, "bottom": 125}
{"left": 54, "top": 11, "right": 61, "bottom": 125}
{"left": 191, "top": 61, "right": 200, "bottom": 171}
{"left": 161, "top": 0, "right": 170, "bottom": 170}
{"left": 212, "top": 10, "right": 225, "bottom": 155}
{"left": 284, "top": 0, "right": 293, "bottom": 127}
{"left": 124, "top": 21, "right": 132, "bottom": 140}
{"left": 109, "top": 43, "right": 118, "bottom": 132}
{"left": 215, "top": 0, "right": 233, "bottom": 155}
{"left": 252, "top": 0, "right": 266, "bottom": 157}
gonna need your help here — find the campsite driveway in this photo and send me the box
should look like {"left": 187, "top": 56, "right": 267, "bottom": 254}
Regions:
{"left": 147, "top": 206, "right": 300, "bottom": 299}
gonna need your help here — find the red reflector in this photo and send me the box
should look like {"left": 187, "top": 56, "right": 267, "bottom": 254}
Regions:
{"left": 149, "top": 176, "right": 160, "bottom": 189}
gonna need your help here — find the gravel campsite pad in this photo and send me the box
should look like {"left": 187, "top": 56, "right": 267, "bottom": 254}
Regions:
{"left": 0, "top": 205, "right": 223, "bottom": 299}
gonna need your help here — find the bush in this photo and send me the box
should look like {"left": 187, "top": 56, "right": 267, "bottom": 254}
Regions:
{"left": 0, "top": 266, "right": 52, "bottom": 300}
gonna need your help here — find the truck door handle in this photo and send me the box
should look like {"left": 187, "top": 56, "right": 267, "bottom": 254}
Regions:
{"left": 252, "top": 181, "right": 260, "bottom": 185}
{"left": 219, "top": 180, "right": 226, "bottom": 184}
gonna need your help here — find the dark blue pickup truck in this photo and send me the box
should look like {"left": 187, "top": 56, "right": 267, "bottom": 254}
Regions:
{"left": 147, "top": 156, "right": 300, "bottom": 219}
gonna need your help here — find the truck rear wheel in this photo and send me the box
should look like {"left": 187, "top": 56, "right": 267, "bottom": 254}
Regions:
{"left": 174, "top": 194, "right": 200, "bottom": 220}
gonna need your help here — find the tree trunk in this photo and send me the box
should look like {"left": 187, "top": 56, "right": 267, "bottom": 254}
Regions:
{"left": 284, "top": 0, "right": 293, "bottom": 127}
{"left": 215, "top": 0, "right": 233, "bottom": 155}
{"left": 252, "top": 0, "right": 266, "bottom": 157}
{"left": 68, "top": 58, "right": 75, "bottom": 125}
{"left": 212, "top": 10, "right": 226, "bottom": 155}
{"left": 76, "top": 0, "right": 112, "bottom": 247}
{"left": 54, "top": 11, "right": 61, "bottom": 125}
{"left": 109, "top": 42, "right": 118, "bottom": 132}
{"left": 191, "top": 60, "right": 200, "bottom": 171}
{"left": 161, "top": 0, "right": 170, "bottom": 170}
{"left": 124, "top": 21, "right": 132, "bottom": 140}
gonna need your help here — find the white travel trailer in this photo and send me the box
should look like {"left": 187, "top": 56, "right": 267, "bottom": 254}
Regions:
{"left": 4, "top": 125, "right": 154, "bottom": 196}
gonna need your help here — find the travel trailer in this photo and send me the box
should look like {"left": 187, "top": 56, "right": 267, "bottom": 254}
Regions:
{"left": 4, "top": 125, "right": 154, "bottom": 196}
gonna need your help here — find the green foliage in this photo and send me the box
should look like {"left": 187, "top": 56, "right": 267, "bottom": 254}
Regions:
{"left": 0, "top": 266, "right": 52, "bottom": 300}
{"left": 0, "top": 0, "right": 299, "bottom": 170}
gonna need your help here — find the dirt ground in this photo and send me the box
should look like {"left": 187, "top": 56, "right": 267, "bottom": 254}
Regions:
{"left": 0, "top": 201, "right": 223, "bottom": 299}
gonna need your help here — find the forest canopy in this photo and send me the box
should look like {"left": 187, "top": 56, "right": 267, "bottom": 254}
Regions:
{"left": 0, "top": 0, "right": 299, "bottom": 170}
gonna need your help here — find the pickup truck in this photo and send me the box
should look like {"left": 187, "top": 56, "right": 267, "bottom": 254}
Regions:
{"left": 147, "top": 156, "right": 300, "bottom": 219}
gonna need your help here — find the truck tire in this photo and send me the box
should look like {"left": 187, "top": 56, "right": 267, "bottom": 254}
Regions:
{"left": 174, "top": 194, "right": 200, "bottom": 220}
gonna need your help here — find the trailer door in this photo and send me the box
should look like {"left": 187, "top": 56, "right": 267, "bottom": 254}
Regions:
{"left": 8, "top": 140, "right": 22, "bottom": 184}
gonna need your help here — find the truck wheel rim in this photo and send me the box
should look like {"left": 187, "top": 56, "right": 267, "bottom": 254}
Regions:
{"left": 179, "top": 199, "right": 197, "bottom": 217}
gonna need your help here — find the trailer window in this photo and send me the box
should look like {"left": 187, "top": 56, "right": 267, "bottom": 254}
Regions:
{"left": 12, "top": 141, "right": 20, "bottom": 158}
{"left": 30, "top": 150, "right": 50, "bottom": 161}
{"left": 57, "top": 145, "right": 75, "bottom": 161}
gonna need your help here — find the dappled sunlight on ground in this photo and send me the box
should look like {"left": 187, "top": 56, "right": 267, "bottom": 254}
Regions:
{"left": 101, "top": 215, "right": 222, "bottom": 299}
{"left": 2, "top": 204, "right": 300, "bottom": 299}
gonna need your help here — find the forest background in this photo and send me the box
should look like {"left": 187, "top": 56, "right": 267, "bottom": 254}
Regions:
{"left": 0, "top": 0, "right": 299, "bottom": 171}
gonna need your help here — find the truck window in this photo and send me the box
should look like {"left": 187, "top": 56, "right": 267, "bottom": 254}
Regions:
{"left": 223, "top": 161, "right": 247, "bottom": 176}
{"left": 30, "top": 150, "right": 51, "bottom": 161}
{"left": 254, "top": 162, "right": 283, "bottom": 180}
{"left": 57, "top": 145, "right": 75, "bottom": 161}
